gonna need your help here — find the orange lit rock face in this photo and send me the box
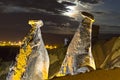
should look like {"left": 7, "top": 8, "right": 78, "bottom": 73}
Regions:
{"left": 7, "top": 20, "right": 49, "bottom": 80}
{"left": 8, "top": 45, "right": 32, "bottom": 80}
{"left": 28, "top": 20, "right": 44, "bottom": 28}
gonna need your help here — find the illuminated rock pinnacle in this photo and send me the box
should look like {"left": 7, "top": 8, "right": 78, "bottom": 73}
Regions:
{"left": 7, "top": 20, "right": 49, "bottom": 80}
{"left": 57, "top": 12, "right": 96, "bottom": 76}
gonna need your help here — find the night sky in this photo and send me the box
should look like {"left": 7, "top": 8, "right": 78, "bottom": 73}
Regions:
{"left": 0, "top": 0, "right": 120, "bottom": 42}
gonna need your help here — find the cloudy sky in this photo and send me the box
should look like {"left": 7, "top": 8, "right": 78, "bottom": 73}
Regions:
{"left": 0, "top": 0, "right": 120, "bottom": 41}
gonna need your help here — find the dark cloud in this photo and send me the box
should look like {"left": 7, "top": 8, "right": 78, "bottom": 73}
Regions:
{"left": 0, "top": 0, "right": 66, "bottom": 13}
{"left": 79, "top": 0, "right": 102, "bottom": 4}
{"left": 57, "top": 0, "right": 103, "bottom": 4}
{"left": 42, "top": 26, "right": 76, "bottom": 34}
{"left": 43, "top": 19, "right": 79, "bottom": 34}
{"left": 93, "top": 12, "right": 105, "bottom": 14}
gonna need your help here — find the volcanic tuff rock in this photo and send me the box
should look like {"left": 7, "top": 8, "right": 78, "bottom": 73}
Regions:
{"left": 7, "top": 20, "right": 49, "bottom": 80}
{"left": 57, "top": 13, "right": 96, "bottom": 76}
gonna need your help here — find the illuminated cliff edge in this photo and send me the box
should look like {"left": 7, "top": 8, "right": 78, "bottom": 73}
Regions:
{"left": 6, "top": 20, "right": 49, "bottom": 80}
{"left": 57, "top": 12, "right": 96, "bottom": 76}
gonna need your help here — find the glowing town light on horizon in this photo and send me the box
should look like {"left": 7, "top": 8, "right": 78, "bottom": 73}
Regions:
{"left": 0, "top": 41, "right": 57, "bottom": 50}
{"left": 45, "top": 45, "right": 57, "bottom": 50}
{"left": 0, "top": 41, "right": 22, "bottom": 46}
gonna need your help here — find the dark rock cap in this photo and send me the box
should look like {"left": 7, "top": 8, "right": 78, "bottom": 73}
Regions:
{"left": 81, "top": 12, "right": 94, "bottom": 20}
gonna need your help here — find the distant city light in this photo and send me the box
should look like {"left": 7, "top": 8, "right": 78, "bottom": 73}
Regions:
{"left": 0, "top": 41, "right": 22, "bottom": 46}
{"left": 0, "top": 41, "right": 57, "bottom": 50}
{"left": 45, "top": 45, "right": 57, "bottom": 50}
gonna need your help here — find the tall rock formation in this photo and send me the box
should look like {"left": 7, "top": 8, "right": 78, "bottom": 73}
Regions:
{"left": 57, "top": 12, "right": 96, "bottom": 76}
{"left": 6, "top": 20, "right": 49, "bottom": 80}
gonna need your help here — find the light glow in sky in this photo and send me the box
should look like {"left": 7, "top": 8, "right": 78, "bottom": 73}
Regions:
{"left": 62, "top": 0, "right": 92, "bottom": 20}
{"left": 62, "top": 5, "right": 80, "bottom": 20}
